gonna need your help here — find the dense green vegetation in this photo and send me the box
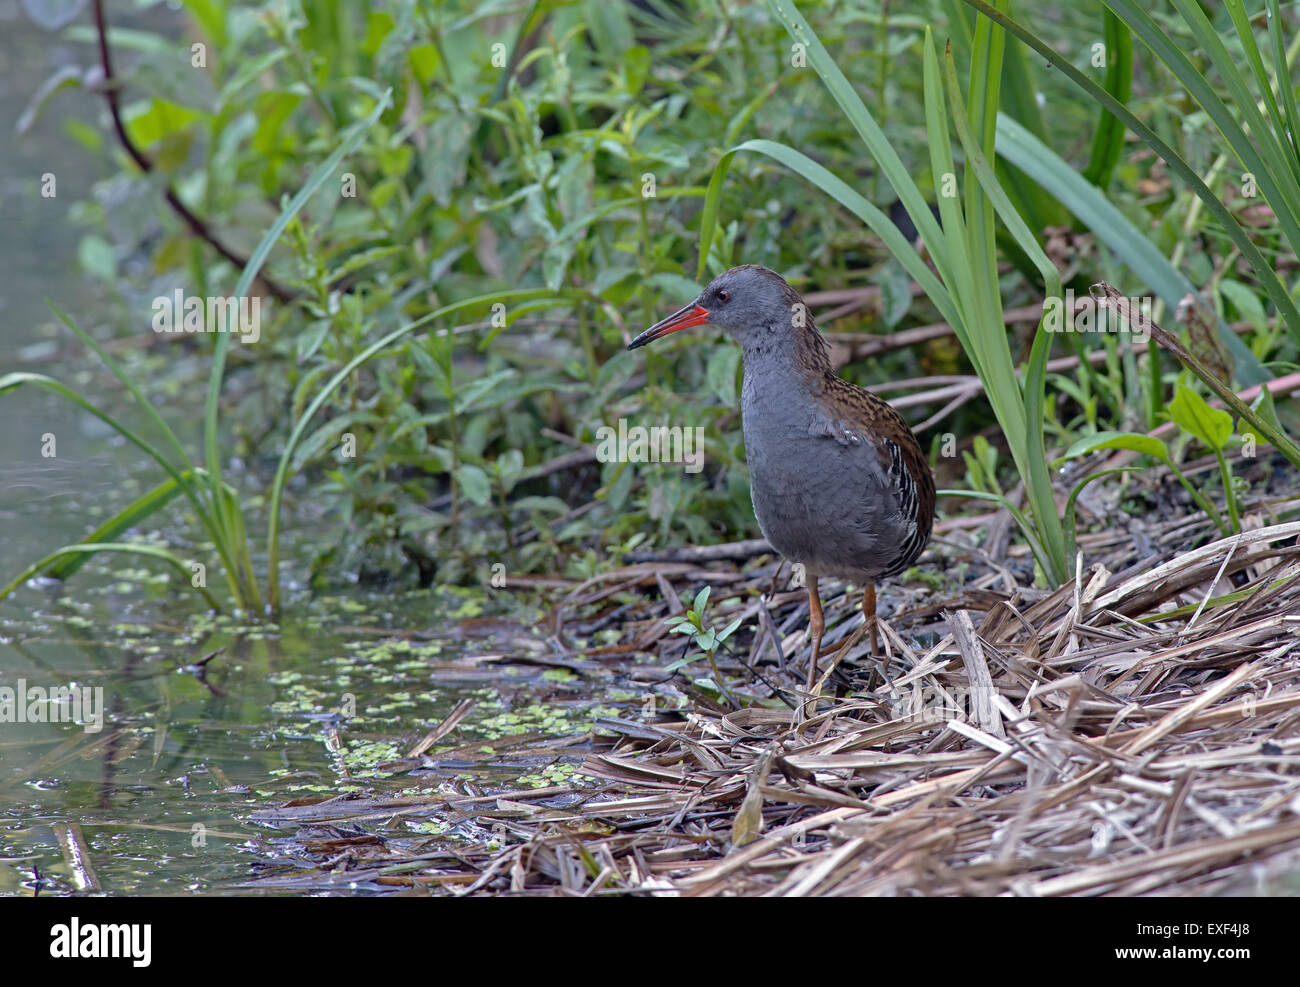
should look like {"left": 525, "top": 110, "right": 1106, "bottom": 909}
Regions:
{"left": 7, "top": 0, "right": 1300, "bottom": 611}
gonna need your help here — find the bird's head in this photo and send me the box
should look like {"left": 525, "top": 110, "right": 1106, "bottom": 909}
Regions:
{"left": 627, "top": 265, "right": 804, "bottom": 350}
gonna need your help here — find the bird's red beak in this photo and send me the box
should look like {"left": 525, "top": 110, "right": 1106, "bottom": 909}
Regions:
{"left": 627, "top": 303, "right": 711, "bottom": 350}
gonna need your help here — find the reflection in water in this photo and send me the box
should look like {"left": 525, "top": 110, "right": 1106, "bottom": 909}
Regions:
{"left": 2, "top": 583, "right": 632, "bottom": 896}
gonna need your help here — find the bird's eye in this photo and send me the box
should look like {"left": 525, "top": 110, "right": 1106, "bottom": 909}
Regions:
{"left": 718, "top": 290, "right": 730, "bottom": 303}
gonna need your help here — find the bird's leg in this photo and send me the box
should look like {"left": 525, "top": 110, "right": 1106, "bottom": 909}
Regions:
{"left": 805, "top": 575, "right": 824, "bottom": 694}
{"left": 863, "top": 583, "right": 878, "bottom": 655}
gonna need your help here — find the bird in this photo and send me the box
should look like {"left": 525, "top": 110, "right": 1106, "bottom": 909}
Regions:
{"left": 627, "top": 264, "right": 935, "bottom": 695}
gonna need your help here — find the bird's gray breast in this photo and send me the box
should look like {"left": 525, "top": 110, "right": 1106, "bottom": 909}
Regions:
{"left": 741, "top": 375, "right": 908, "bottom": 581}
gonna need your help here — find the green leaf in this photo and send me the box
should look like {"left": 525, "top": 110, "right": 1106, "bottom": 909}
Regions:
{"left": 693, "top": 585, "right": 711, "bottom": 614}
{"left": 648, "top": 272, "right": 703, "bottom": 302}
{"left": 295, "top": 320, "right": 331, "bottom": 363}
{"left": 77, "top": 235, "right": 116, "bottom": 281}
{"left": 181, "top": 0, "right": 228, "bottom": 46}
{"left": 664, "top": 654, "right": 700, "bottom": 673}
{"left": 124, "top": 98, "right": 203, "bottom": 148}
{"left": 496, "top": 449, "right": 525, "bottom": 493}
{"left": 409, "top": 44, "right": 441, "bottom": 84}
{"left": 1217, "top": 279, "right": 1266, "bottom": 332}
{"left": 624, "top": 45, "right": 650, "bottom": 95}
{"left": 1063, "top": 430, "right": 1170, "bottom": 463}
{"left": 1169, "top": 384, "right": 1233, "bottom": 451}
{"left": 361, "top": 10, "right": 395, "bottom": 56}
{"left": 252, "top": 91, "right": 303, "bottom": 155}
{"left": 871, "top": 259, "right": 912, "bottom": 329}
{"left": 716, "top": 616, "right": 744, "bottom": 644}
{"left": 455, "top": 465, "right": 492, "bottom": 507}
{"left": 584, "top": 0, "right": 633, "bottom": 57}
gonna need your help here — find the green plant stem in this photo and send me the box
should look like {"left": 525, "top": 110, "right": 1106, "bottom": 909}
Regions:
{"left": 1215, "top": 451, "right": 1241, "bottom": 533}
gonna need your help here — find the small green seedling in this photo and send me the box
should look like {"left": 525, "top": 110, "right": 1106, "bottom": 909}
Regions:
{"left": 663, "top": 586, "right": 744, "bottom": 705}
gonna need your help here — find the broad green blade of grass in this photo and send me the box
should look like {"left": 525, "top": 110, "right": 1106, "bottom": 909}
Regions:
{"left": 962, "top": 2, "right": 1006, "bottom": 342}
{"left": 936, "top": 18, "right": 1024, "bottom": 468}
{"left": 920, "top": 35, "right": 980, "bottom": 368}
{"left": 1082, "top": 8, "right": 1131, "bottom": 188}
{"left": 0, "top": 372, "right": 244, "bottom": 602}
{"left": 920, "top": 31, "right": 1022, "bottom": 481}
{"left": 996, "top": 36, "right": 1067, "bottom": 233}
{"left": 995, "top": 114, "right": 1268, "bottom": 385}
{"left": 940, "top": 34, "right": 1068, "bottom": 583}
{"left": 0, "top": 543, "right": 220, "bottom": 610}
{"left": 923, "top": 29, "right": 1065, "bottom": 579}
{"left": 696, "top": 146, "right": 735, "bottom": 280}
{"left": 45, "top": 472, "right": 201, "bottom": 580}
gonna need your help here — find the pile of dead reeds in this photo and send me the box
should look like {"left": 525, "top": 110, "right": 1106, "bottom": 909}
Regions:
{"left": 246, "top": 479, "right": 1300, "bottom": 896}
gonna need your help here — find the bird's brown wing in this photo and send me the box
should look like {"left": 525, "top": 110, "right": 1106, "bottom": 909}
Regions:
{"left": 815, "top": 377, "right": 936, "bottom": 577}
